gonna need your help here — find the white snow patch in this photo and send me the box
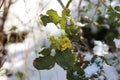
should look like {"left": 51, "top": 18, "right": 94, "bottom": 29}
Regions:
{"left": 103, "top": 63, "right": 119, "bottom": 80}
{"left": 0, "top": 76, "right": 7, "bottom": 80}
{"left": 84, "top": 53, "right": 93, "bottom": 61}
{"left": 73, "top": 71, "right": 78, "bottom": 76}
{"left": 84, "top": 57, "right": 104, "bottom": 78}
{"left": 84, "top": 63, "right": 99, "bottom": 78}
{"left": 50, "top": 49, "right": 56, "bottom": 57}
{"left": 113, "top": 38, "right": 120, "bottom": 48}
{"left": 42, "top": 23, "right": 65, "bottom": 37}
{"left": 76, "top": 22, "right": 87, "bottom": 27}
{"left": 93, "top": 41, "right": 109, "bottom": 56}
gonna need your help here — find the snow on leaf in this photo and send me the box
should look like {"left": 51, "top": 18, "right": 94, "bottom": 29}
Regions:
{"left": 42, "top": 23, "right": 65, "bottom": 37}
{"left": 103, "top": 63, "right": 119, "bottom": 80}
{"left": 84, "top": 52, "right": 93, "bottom": 61}
{"left": 50, "top": 49, "right": 56, "bottom": 57}
{"left": 76, "top": 22, "right": 87, "bottom": 27}
{"left": 84, "top": 63, "right": 100, "bottom": 78}
{"left": 111, "top": 0, "right": 120, "bottom": 14}
{"left": 93, "top": 41, "right": 109, "bottom": 56}
{"left": 113, "top": 38, "right": 120, "bottom": 48}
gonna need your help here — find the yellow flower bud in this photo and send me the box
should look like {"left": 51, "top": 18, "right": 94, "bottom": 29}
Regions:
{"left": 61, "top": 37, "right": 71, "bottom": 51}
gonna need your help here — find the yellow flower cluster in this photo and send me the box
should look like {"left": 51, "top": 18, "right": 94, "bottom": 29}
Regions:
{"left": 61, "top": 37, "right": 71, "bottom": 51}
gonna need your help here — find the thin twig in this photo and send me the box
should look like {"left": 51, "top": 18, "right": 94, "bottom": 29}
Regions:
{"left": 101, "top": 0, "right": 108, "bottom": 8}
{"left": 80, "top": 36, "right": 94, "bottom": 54}
{"left": 32, "top": 27, "right": 42, "bottom": 80}
{"left": 0, "top": 0, "right": 4, "bottom": 9}
{"left": 65, "top": 0, "right": 72, "bottom": 8}
{"left": 57, "top": 0, "right": 65, "bottom": 9}
{"left": 0, "top": 0, "right": 12, "bottom": 68}
{"left": 0, "top": 0, "right": 12, "bottom": 32}
{"left": 78, "top": 0, "right": 82, "bottom": 21}
{"left": 25, "top": 47, "right": 30, "bottom": 80}
{"left": 78, "top": 28, "right": 94, "bottom": 54}
{"left": 92, "top": 0, "right": 100, "bottom": 21}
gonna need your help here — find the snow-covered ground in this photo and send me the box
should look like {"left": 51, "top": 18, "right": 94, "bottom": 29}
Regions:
{"left": 0, "top": 0, "right": 120, "bottom": 80}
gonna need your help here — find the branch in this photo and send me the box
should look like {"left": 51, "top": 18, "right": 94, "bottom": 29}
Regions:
{"left": 80, "top": 36, "right": 94, "bottom": 54}
{"left": 65, "top": 0, "right": 72, "bottom": 8}
{"left": 92, "top": 0, "right": 100, "bottom": 21}
{"left": 100, "top": 0, "right": 108, "bottom": 8}
{"left": 78, "top": 28, "right": 94, "bottom": 54}
{"left": 0, "top": 0, "right": 4, "bottom": 9}
{"left": 78, "top": 0, "right": 82, "bottom": 21}
{"left": 57, "top": 0, "right": 65, "bottom": 9}
{"left": 0, "top": 0, "right": 12, "bottom": 65}
{"left": 0, "top": 0, "right": 12, "bottom": 32}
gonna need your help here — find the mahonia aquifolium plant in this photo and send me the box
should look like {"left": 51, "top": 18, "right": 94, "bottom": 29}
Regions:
{"left": 33, "top": 0, "right": 120, "bottom": 80}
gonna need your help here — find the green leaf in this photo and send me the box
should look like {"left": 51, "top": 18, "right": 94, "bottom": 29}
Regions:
{"left": 62, "top": 8, "right": 70, "bottom": 17}
{"left": 47, "top": 9, "right": 60, "bottom": 24}
{"left": 0, "top": 68, "right": 3, "bottom": 72}
{"left": 55, "top": 49, "right": 74, "bottom": 70}
{"left": 10, "top": 26, "right": 17, "bottom": 31}
{"left": 83, "top": 61, "right": 90, "bottom": 69}
{"left": 73, "top": 65, "right": 85, "bottom": 75}
{"left": 91, "top": 55, "right": 97, "bottom": 63}
{"left": 67, "top": 70, "right": 80, "bottom": 80}
{"left": 77, "top": 68, "right": 85, "bottom": 75}
{"left": 40, "top": 15, "right": 52, "bottom": 26}
{"left": 107, "top": 6, "right": 120, "bottom": 27}
{"left": 86, "top": 2, "right": 92, "bottom": 14}
{"left": 39, "top": 48, "right": 51, "bottom": 56}
{"left": 33, "top": 56, "right": 55, "bottom": 70}
{"left": 105, "top": 32, "right": 117, "bottom": 45}
{"left": 59, "top": 8, "right": 70, "bottom": 29}
{"left": 67, "top": 67, "right": 85, "bottom": 80}
{"left": 59, "top": 17, "right": 67, "bottom": 29}
{"left": 16, "top": 72, "right": 24, "bottom": 80}
{"left": 114, "top": 6, "right": 120, "bottom": 12}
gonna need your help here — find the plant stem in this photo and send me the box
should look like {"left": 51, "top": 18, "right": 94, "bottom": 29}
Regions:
{"left": 57, "top": 0, "right": 65, "bottom": 9}
{"left": 92, "top": 0, "right": 100, "bottom": 21}
{"left": 78, "top": 0, "right": 82, "bottom": 21}
{"left": 65, "top": 0, "right": 72, "bottom": 8}
{"left": 79, "top": 28, "right": 94, "bottom": 54}
{"left": 0, "top": 0, "right": 12, "bottom": 32}
{"left": 0, "top": 0, "right": 4, "bottom": 9}
{"left": 80, "top": 36, "right": 94, "bottom": 54}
